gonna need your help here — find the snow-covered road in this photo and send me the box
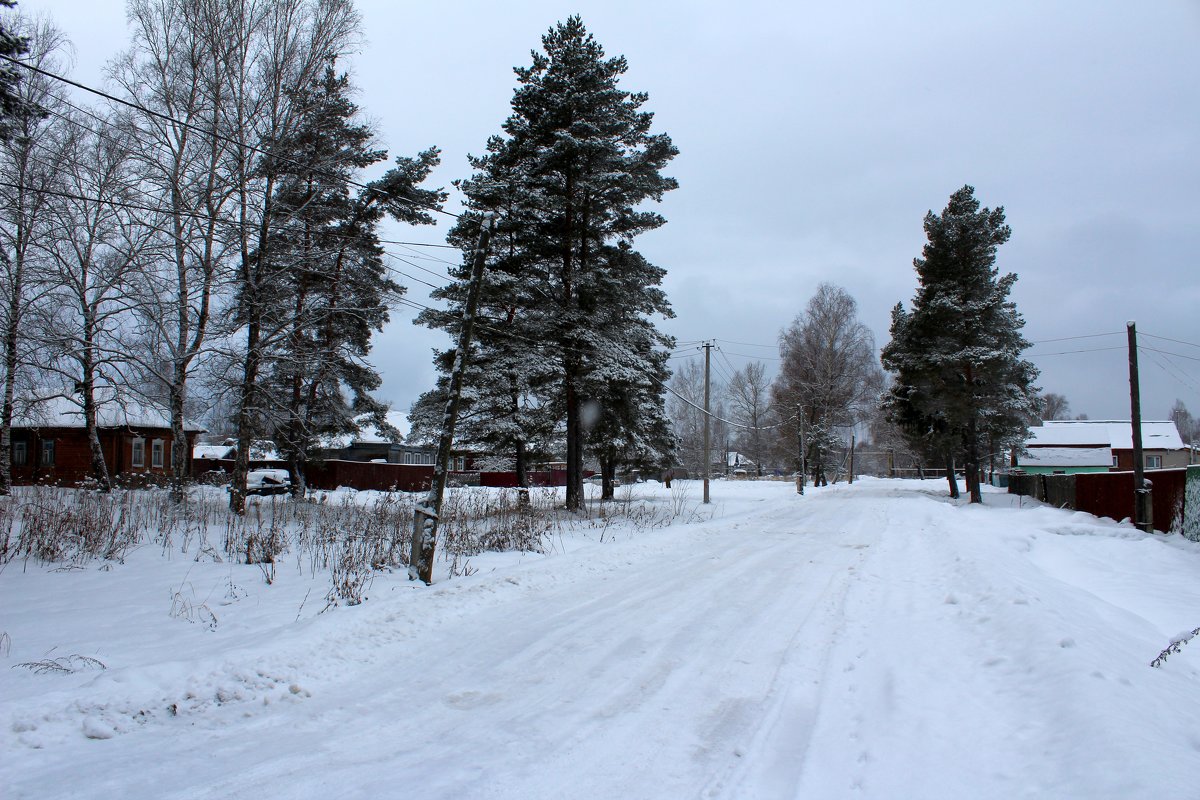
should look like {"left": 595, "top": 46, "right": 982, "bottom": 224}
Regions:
{"left": 4, "top": 480, "right": 1199, "bottom": 798}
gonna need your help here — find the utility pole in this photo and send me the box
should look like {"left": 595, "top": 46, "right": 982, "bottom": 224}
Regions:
{"left": 1127, "top": 321, "right": 1154, "bottom": 533}
{"left": 409, "top": 215, "right": 495, "bottom": 584}
{"left": 703, "top": 341, "right": 712, "bottom": 504}
{"left": 796, "top": 404, "right": 806, "bottom": 495}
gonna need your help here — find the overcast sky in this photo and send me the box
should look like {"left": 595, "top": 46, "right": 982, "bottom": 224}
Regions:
{"left": 16, "top": 0, "right": 1200, "bottom": 426}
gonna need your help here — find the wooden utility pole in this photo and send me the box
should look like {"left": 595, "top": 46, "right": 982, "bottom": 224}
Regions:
{"left": 796, "top": 404, "right": 806, "bottom": 495}
{"left": 1127, "top": 321, "right": 1154, "bottom": 532}
{"left": 703, "top": 341, "right": 712, "bottom": 504}
{"left": 409, "top": 215, "right": 495, "bottom": 584}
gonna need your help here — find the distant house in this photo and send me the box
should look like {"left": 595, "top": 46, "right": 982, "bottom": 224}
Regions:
{"left": 313, "top": 411, "right": 472, "bottom": 469}
{"left": 10, "top": 390, "right": 203, "bottom": 485}
{"left": 715, "top": 451, "right": 757, "bottom": 477}
{"left": 1018, "top": 420, "right": 1191, "bottom": 474}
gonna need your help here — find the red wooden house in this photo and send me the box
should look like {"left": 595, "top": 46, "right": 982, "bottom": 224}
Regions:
{"left": 9, "top": 390, "right": 204, "bottom": 486}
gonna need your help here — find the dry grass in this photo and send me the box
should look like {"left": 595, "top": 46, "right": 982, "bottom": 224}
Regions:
{"left": 0, "top": 481, "right": 697, "bottom": 597}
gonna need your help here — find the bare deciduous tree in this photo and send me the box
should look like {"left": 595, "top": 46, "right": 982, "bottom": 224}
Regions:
{"left": 0, "top": 15, "right": 70, "bottom": 493}
{"left": 727, "top": 360, "right": 773, "bottom": 476}
{"left": 772, "top": 283, "right": 882, "bottom": 485}
{"left": 1037, "top": 392, "right": 1071, "bottom": 422}
{"left": 111, "top": 0, "right": 239, "bottom": 502}
{"left": 37, "top": 118, "right": 147, "bottom": 490}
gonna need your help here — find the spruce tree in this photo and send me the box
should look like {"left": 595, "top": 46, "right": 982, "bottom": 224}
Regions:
{"left": 881, "top": 185, "right": 1038, "bottom": 503}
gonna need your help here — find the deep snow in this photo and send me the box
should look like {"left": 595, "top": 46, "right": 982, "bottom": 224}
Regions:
{"left": 3, "top": 478, "right": 1199, "bottom": 799}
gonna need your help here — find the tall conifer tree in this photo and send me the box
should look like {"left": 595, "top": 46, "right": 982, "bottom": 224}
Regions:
{"left": 421, "top": 17, "right": 677, "bottom": 510}
{"left": 881, "top": 185, "right": 1038, "bottom": 503}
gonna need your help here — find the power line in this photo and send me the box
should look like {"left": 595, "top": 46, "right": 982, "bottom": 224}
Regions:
{"left": 1143, "top": 349, "right": 1200, "bottom": 396}
{"left": 1028, "top": 331, "right": 1123, "bottom": 344}
{"left": 1025, "top": 346, "right": 1126, "bottom": 358}
{"left": 714, "top": 338, "right": 777, "bottom": 350}
{"left": 0, "top": 176, "right": 453, "bottom": 289}
{"left": 1141, "top": 331, "right": 1200, "bottom": 351}
{"left": 1140, "top": 346, "right": 1200, "bottom": 363}
{"left": 0, "top": 53, "right": 459, "bottom": 221}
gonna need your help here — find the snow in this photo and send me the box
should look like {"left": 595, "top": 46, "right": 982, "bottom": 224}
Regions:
{"left": 3, "top": 479, "right": 1200, "bottom": 799}
{"left": 1035, "top": 420, "right": 1185, "bottom": 450}
{"left": 192, "top": 444, "right": 235, "bottom": 460}
{"left": 13, "top": 388, "right": 204, "bottom": 431}
{"left": 1018, "top": 445, "right": 1112, "bottom": 467}
{"left": 318, "top": 410, "right": 408, "bottom": 448}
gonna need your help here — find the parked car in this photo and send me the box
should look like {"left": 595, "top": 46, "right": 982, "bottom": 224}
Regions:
{"left": 245, "top": 468, "right": 291, "bottom": 496}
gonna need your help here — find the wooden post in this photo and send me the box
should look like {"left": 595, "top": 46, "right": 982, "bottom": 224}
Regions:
{"left": 409, "top": 215, "right": 495, "bottom": 584}
{"left": 1127, "top": 321, "right": 1154, "bottom": 532}
{"left": 796, "top": 404, "right": 806, "bottom": 495}
{"left": 703, "top": 341, "right": 711, "bottom": 504}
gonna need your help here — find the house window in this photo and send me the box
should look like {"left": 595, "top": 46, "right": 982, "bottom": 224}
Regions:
{"left": 454, "top": 456, "right": 465, "bottom": 471}
{"left": 132, "top": 438, "right": 145, "bottom": 468}
{"left": 40, "top": 439, "right": 55, "bottom": 466}
{"left": 151, "top": 439, "right": 164, "bottom": 469}
{"left": 1112, "top": 455, "right": 1119, "bottom": 467}
{"left": 1146, "top": 454, "right": 1162, "bottom": 469}
{"left": 403, "top": 450, "right": 434, "bottom": 466}
{"left": 12, "top": 440, "right": 26, "bottom": 466}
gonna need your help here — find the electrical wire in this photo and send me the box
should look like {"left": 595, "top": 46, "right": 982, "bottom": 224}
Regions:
{"left": 1028, "top": 331, "right": 1123, "bottom": 344}
{"left": 1141, "top": 331, "right": 1200, "bottom": 350}
{"left": 0, "top": 53, "right": 459, "bottom": 221}
{"left": 1024, "top": 346, "right": 1126, "bottom": 358}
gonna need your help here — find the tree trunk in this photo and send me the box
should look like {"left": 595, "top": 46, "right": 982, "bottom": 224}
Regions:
{"left": 564, "top": 366, "right": 584, "bottom": 511}
{"left": 965, "top": 418, "right": 982, "bottom": 503}
{"left": 0, "top": 288, "right": 17, "bottom": 495}
{"left": 287, "top": 454, "right": 307, "bottom": 497}
{"left": 514, "top": 438, "right": 529, "bottom": 507}
{"left": 944, "top": 452, "right": 959, "bottom": 499}
{"left": 80, "top": 372, "right": 111, "bottom": 492}
{"left": 600, "top": 453, "right": 616, "bottom": 501}
{"left": 168, "top": 375, "right": 188, "bottom": 504}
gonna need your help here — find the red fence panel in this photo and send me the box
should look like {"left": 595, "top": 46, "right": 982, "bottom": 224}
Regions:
{"left": 1072, "top": 469, "right": 1186, "bottom": 532}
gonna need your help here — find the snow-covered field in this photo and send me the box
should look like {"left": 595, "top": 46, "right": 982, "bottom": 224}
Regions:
{"left": 3, "top": 478, "right": 1199, "bottom": 799}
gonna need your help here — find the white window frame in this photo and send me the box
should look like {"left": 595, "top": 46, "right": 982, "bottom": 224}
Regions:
{"left": 12, "top": 440, "right": 26, "bottom": 467}
{"left": 1145, "top": 454, "right": 1162, "bottom": 469}
{"left": 151, "top": 439, "right": 164, "bottom": 469}
{"left": 40, "top": 439, "right": 55, "bottom": 466}
{"left": 132, "top": 437, "right": 146, "bottom": 468}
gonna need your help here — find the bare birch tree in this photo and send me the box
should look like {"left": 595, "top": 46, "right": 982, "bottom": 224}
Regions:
{"left": 0, "top": 15, "right": 70, "bottom": 493}
{"left": 36, "top": 116, "right": 147, "bottom": 490}
{"left": 110, "top": 0, "right": 239, "bottom": 501}
{"left": 772, "top": 283, "right": 882, "bottom": 485}
{"left": 727, "top": 360, "right": 773, "bottom": 476}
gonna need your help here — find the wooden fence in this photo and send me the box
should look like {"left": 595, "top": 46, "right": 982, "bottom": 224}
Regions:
{"left": 192, "top": 458, "right": 574, "bottom": 493}
{"left": 1008, "top": 468, "right": 1188, "bottom": 533}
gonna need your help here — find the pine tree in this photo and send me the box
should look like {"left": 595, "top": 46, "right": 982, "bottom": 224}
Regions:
{"left": 421, "top": 17, "right": 677, "bottom": 510}
{"left": 257, "top": 63, "right": 442, "bottom": 494}
{"left": 0, "top": 1, "right": 32, "bottom": 141}
{"left": 881, "top": 185, "right": 1039, "bottom": 503}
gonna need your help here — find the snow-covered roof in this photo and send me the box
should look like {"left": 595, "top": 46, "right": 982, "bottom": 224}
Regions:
{"left": 193, "top": 444, "right": 235, "bottom": 459}
{"left": 1030, "top": 420, "right": 1184, "bottom": 450}
{"left": 13, "top": 389, "right": 204, "bottom": 432}
{"left": 319, "top": 410, "right": 407, "bottom": 449}
{"left": 1018, "top": 446, "right": 1112, "bottom": 468}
